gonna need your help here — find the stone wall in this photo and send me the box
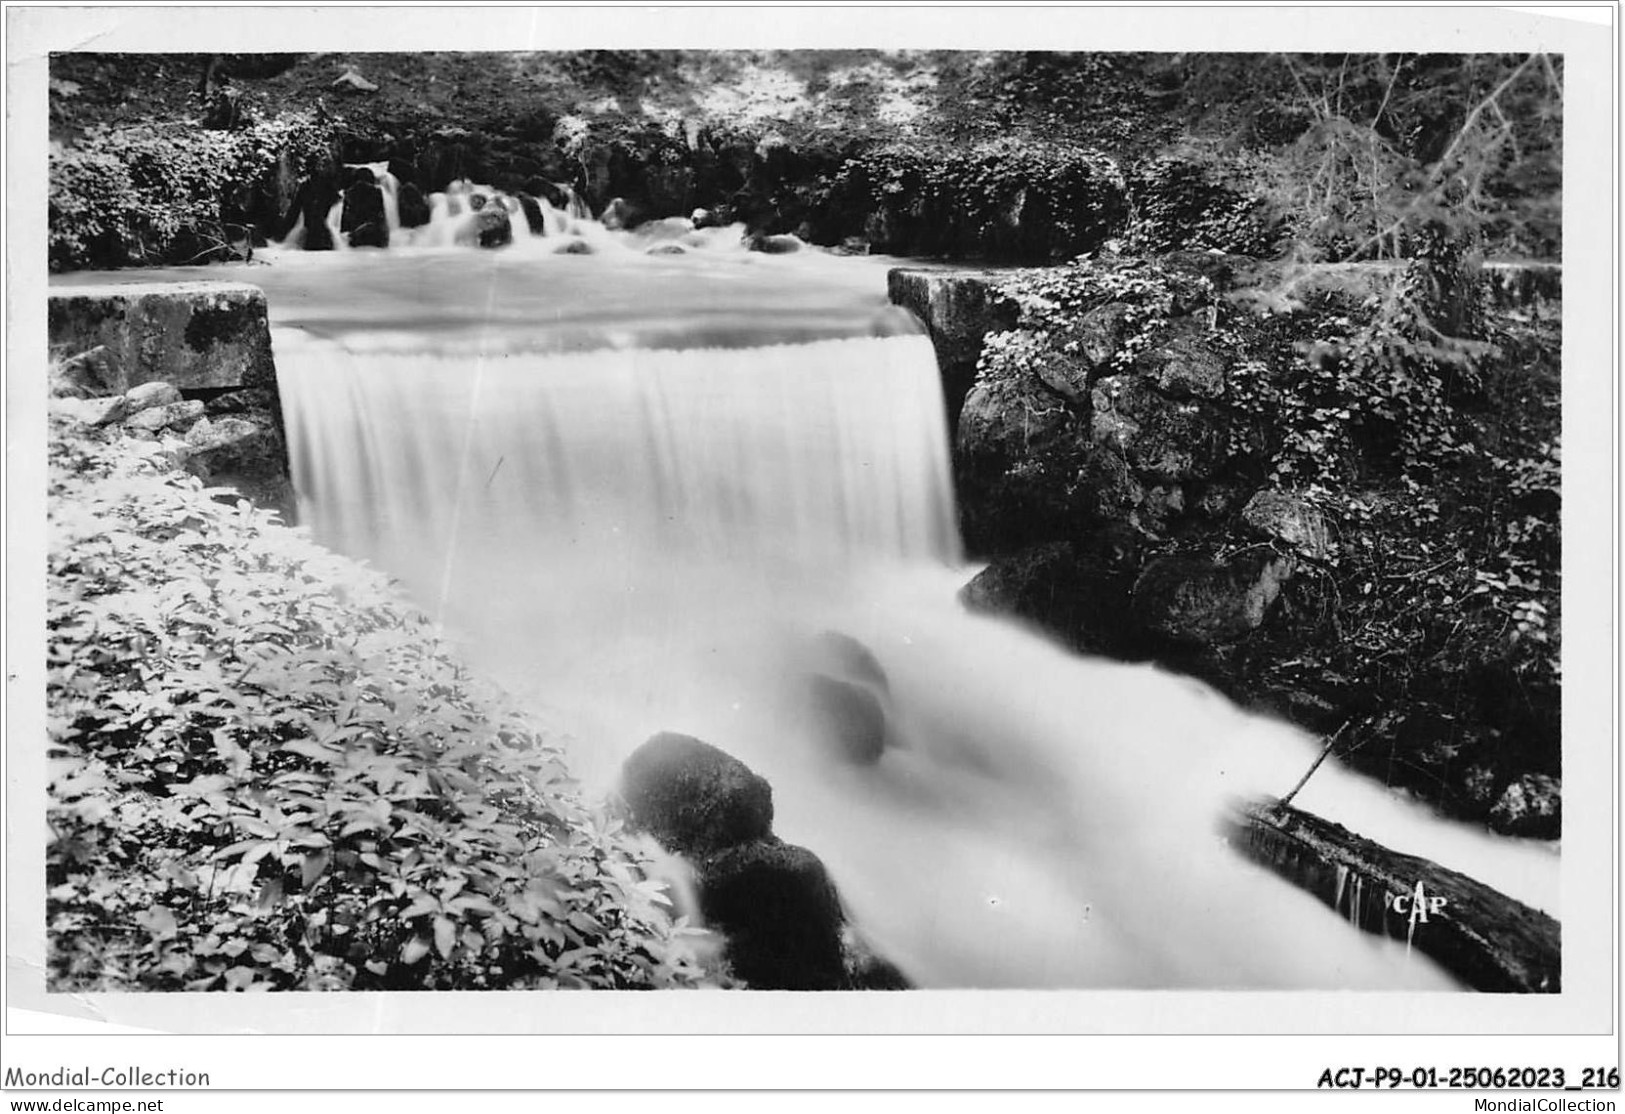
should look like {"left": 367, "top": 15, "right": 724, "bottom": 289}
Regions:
{"left": 49, "top": 282, "right": 295, "bottom": 523}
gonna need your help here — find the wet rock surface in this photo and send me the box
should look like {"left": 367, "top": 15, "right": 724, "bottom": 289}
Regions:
{"left": 619, "top": 732, "right": 774, "bottom": 859}
{"left": 619, "top": 732, "right": 911, "bottom": 989}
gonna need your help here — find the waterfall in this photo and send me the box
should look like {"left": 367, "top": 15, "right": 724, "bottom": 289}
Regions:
{"left": 269, "top": 251, "right": 1553, "bottom": 989}
{"left": 279, "top": 333, "right": 959, "bottom": 610}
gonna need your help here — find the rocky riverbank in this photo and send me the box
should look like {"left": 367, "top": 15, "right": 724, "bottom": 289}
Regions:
{"left": 892, "top": 254, "right": 1562, "bottom": 837}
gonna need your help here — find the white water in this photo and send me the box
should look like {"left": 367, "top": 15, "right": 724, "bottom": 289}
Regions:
{"left": 289, "top": 171, "right": 708, "bottom": 256}
{"left": 265, "top": 250, "right": 1556, "bottom": 990}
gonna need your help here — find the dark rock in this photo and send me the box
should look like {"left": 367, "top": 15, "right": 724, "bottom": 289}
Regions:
{"left": 340, "top": 181, "right": 389, "bottom": 248}
{"left": 1488, "top": 774, "right": 1560, "bottom": 839}
{"left": 1132, "top": 550, "right": 1296, "bottom": 646}
{"left": 396, "top": 182, "right": 432, "bottom": 229}
{"left": 958, "top": 379, "right": 1079, "bottom": 470}
{"left": 1133, "top": 315, "right": 1227, "bottom": 399}
{"left": 52, "top": 345, "right": 122, "bottom": 398}
{"left": 955, "top": 376, "right": 1092, "bottom": 549}
{"left": 514, "top": 193, "right": 547, "bottom": 236}
{"left": 1138, "top": 483, "right": 1187, "bottom": 535}
{"left": 202, "top": 387, "right": 276, "bottom": 417}
{"left": 1031, "top": 341, "right": 1093, "bottom": 404}
{"left": 646, "top": 164, "right": 696, "bottom": 217}
{"left": 473, "top": 203, "right": 512, "bottom": 248}
{"left": 525, "top": 179, "right": 572, "bottom": 212}
{"left": 294, "top": 171, "right": 341, "bottom": 251}
{"left": 960, "top": 540, "right": 1141, "bottom": 658}
{"left": 1240, "top": 489, "right": 1331, "bottom": 560}
{"left": 49, "top": 283, "right": 276, "bottom": 392}
{"left": 620, "top": 733, "right": 774, "bottom": 859}
{"left": 697, "top": 838, "right": 847, "bottom": 990}
{"left": 748, "top": 232, "right": 804, "bottom": 254}
{"left": 1195, "top": 482, "right": 1244, "bottom": 519}
{"left": 1090, "top": 377, "right": 1227, "bottom": 482}
{"left": 646, "top": 243, "right": 687, "bottom": 256}
{"left": 1068, "top": 301, "right": 1136, "bottom": 371}
{"left": 802, "top": 674, "right": 887, "bottom": 765}
{"left": 600, "top": 197, "right": 635, "bottom": 230}
{"left": 1075, "top": 446, "right": 1146, "bottom": 522}
{"left": 558, "top": 238, "right": 595, "bottom": 255}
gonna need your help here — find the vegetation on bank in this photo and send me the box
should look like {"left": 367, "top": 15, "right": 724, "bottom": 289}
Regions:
{"left": 47, "top": 415, "right": 714, "bottom": 991}
{"left": 47, "top": 51, "right": 1560, "bottom": 271}
{"left": 969, "top": 245, "right": 1561, "bottom": 832}
{"left": 48, "top": 112, "right": 334, "bottom": 272}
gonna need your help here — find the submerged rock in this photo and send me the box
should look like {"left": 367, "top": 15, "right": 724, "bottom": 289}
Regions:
{"left": 802, "top": 673, "right": 887, "bottom": 765}
{"left": 810, "top": 630, "right": 889, "bottom": 695}
{"left": 620, "top": 732, "right": 774, "bottom": 858}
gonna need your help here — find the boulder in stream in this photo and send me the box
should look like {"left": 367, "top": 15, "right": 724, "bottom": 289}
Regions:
{"left": 620, "top": 732, "right": 774, "bottom": 858}
{"left": 697, "top": 838, "right": 847, "bottom": 990}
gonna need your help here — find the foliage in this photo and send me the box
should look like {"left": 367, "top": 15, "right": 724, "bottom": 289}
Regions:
{"left": 48, "top": 111, "right": 336, "bottom": 271}
{"left": 47, "top": 418, "right": 715, "bottom": 991}
{"left": 827, "top": 138, "right": 1126, "bottom": 260}
{"left": 1123, "top": 157, "right": 1283, "bottom": 257}
{"left": 969, "top": 248, "right": 1559, "bottom": 820}
{"left": 982, "top": 257, "right": 1218, "bottom": 385}
{"left": 1176, "top": 53, "right": 1564, "bottom": 263}
{"left": 1220, "top": 261, "right": 1560, "bottom": 812}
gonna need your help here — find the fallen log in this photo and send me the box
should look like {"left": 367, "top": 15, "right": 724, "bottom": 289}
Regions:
{"left": 1225, "top": 797, "right": 1560, "bottom": 993}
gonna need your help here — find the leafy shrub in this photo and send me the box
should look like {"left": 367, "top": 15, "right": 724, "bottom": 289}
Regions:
{"left": 49, "top": 112, "right": 336, "bottom": 272}
{"left": 827, "top": 138, "right": 1127, "bottom": 260}
{"left": 1218, "top": 257, "right": 1560, "bottom": 812}
{"left": 1123, "top": 157, "right": 1282, "bottom": 257}
{"left": 47, "top": 417, "right": 714, "bottom": 991}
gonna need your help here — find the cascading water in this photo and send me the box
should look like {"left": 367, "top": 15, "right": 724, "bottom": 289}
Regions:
{"left": 259, "top": 238, "right": 1556, "bottom": 990}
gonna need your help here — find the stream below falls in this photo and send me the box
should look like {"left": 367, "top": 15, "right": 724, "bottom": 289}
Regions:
{"left": 89, "top": 245, "right": 1561, "bottom": 989}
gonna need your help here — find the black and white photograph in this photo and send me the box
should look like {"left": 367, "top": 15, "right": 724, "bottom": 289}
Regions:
{"left": 3, "top": 1, "right": 1617, "bottom": 1098}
